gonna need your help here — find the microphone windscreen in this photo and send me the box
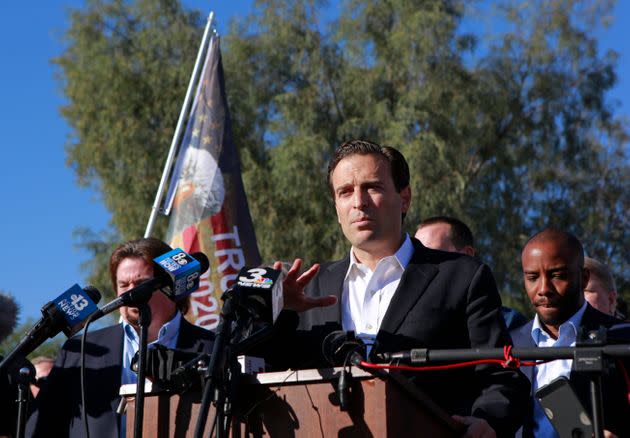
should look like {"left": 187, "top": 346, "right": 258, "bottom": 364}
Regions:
{"left": 191, "top": 252, "right": 210, "bottom": 275}
{"left": 0, "top": 292, "right": 19, "bottom": 343}
{"left": 322, "top": 330, "right": 365, "bottom": 366}
{"left": 82, "top": 285, "right": 102, "bottom": 305}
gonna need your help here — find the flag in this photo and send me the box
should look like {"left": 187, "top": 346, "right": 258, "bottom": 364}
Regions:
{"left": 164, "top": 34, "right": 261, "bottom": 329}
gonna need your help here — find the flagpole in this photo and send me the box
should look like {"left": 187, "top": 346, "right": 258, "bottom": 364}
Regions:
{"left": 145, "top": 11, "right": 215, "bottom": 238}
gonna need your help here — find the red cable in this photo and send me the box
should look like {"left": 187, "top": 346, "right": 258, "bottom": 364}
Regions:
{"left": 360, "top": 345, "right": 550, "bottom": 372}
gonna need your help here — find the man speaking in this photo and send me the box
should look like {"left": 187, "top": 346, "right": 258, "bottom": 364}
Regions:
{"left": 275, "top": 140, "right": 529, "bottom": 437}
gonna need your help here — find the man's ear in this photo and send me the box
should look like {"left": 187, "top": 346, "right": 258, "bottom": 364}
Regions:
{"left": 609, "top": 291, "right": 618, "bottom": 309}
{"left": 581, "top": 267, "right": 590, "bottom": 289}
{"left": 400, "top": 186, "right": 411, "bottom": 213}
{"left": 462, "top": 246, "right": 476, "bottom": 257}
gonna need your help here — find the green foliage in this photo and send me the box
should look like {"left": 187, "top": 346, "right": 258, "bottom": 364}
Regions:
{"left": 58, "top": 0, "right": 629, "bottom": 312}
{"left": 0, "top": 318, "right": 63, "bottom": 360}
{"left": 55, "top": 0, "right": 204, "bottom": 298}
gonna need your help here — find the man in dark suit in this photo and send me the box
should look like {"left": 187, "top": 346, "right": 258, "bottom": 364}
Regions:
{"left": 510, "top": 229, "right": 630, "bottom": 437}
{"left": 26, "top": 238, "right": 214, "bottom": 438}
{"left": 275, "top": 140, "right": 530, "bottom": 438}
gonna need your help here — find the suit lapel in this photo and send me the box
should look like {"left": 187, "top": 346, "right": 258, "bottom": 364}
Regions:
{"left": 378, "top": 246, "right": 438, "bottom": 335}
{"left": 319, "top": 258, "right": 349, "bottom": 322}
{"left": 513, "top": 321, "right": 536, "bottom": 383}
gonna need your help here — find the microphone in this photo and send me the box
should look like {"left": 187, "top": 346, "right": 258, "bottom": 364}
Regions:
{"left": 90, "top": 249, "right": 210, "bottom": 321}
{"left": 0, "top": 285, "right": 101, "bottom": 371}
{"left": 232, "top": 266, "right": 284, "bottom": 325}
{"left": 322, "top": 331, "right": 366, "bottom": 411}
{"left": 322, "top": 330, "right": 366, "bottom": 366}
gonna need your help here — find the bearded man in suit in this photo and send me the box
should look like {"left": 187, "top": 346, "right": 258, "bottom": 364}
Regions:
{"left": 27, "top": 237, "right": 214, "bottom": 438}
{"left": 275, "top": 139, "right": 529, "bottom": 438}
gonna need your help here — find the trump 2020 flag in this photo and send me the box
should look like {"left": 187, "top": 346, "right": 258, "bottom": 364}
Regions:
{"left": 164, "top": 34, "right": 261, "bottom": 329}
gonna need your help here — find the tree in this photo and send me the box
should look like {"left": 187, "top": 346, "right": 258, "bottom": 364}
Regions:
{"left": 0, "top": 318, "right": 63, "bottom": 361}
{"left": 55, "top": 0, "right": 204, "bottom": 297}
{"left": 58, "top": 0, "right": 629, "bottom": 312}
{"left": 223, "top": 0, "right": 629, "bottom": 311}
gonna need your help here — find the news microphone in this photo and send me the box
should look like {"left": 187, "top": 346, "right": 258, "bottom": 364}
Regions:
{"left": 232, "top": 266, "right": 284, "bottom": 325}
{"left": 90, "top": 249, "right": 210, "bottom": 322}
{"left": 0, "top": 285, "right": 101, "bottom": 371}
{"left": 322, "top": 330, "right": 366, "bottom": 366}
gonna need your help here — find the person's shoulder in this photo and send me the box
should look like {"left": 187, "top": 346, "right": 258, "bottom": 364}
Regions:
{"left": 509, "top": 319, "right": 534, "bottom": 345}
{"left": 409, "top": 237, "right": 484, "bottom": 273}
{"left": 582, "top": 304, "right": 629, "bottom": 331}
{"left": 180, "top": 317, "right": 215, "bottom": 340}
{"left": 54, "top": 323, "right": 123, "bottom": 364}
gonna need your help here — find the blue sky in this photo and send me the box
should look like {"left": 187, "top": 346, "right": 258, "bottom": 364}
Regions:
{"left": 0, "top": 0, "right": 628, "bottom": 326}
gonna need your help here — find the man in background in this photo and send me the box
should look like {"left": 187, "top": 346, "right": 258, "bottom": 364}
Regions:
{"left": 510, "top": 229, "right": 629, "bottom": 437}
{"left": 27, "top": 237, "right": 214, "bottom": 438}
{"left": 29, "top": 356, "right": 54, "bottom": 398}
{"left": 583, "top": 257, "right": 619, "bottom": 318}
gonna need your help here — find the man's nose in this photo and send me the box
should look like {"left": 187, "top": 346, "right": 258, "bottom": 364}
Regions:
{"left": 537, "top": 275, "right": 553, "bottom": 295}
{"left": 353, "top": 189, "right": 368, "bottom": 209}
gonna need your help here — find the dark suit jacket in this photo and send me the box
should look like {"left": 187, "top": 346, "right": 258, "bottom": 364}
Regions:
{"left": 26, "top": 317, "right": 214, "bottom": 438}
{"left": 270, "top": 238, "right": 530, "bottom": 436}
{"left": 510, "top": 304, "right": 630, "bottom": 437}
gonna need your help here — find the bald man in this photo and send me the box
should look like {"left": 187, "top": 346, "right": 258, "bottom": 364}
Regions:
{"left": 583, "top": 257, "right": 618, "bottom": 317}
{"left": 510, "top": 229, "right": 630, "bottom": 437}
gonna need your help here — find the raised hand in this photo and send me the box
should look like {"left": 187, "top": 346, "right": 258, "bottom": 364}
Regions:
{"left": 274, "top": 259, "right": 337, "bottom": 312}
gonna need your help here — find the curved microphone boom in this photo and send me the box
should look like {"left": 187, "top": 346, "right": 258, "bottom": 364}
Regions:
{"left": 0, "top": 285, "right": 102, "bottom": 372}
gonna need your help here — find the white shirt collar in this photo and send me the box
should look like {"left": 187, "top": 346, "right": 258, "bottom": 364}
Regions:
{"left": 345, "top": 233, "right": 414, "bottom": 279}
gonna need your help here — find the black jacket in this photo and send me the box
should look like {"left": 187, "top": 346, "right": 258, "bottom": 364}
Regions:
{"left": 26, "top": 317, "right": 214, "bottom": 438}
{"left": 268, "top": 238, "right": 530, "bottom": 437}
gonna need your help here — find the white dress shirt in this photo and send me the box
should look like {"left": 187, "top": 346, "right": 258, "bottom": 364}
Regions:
{"left": 341, "top": 234, "right": 414, "bottom": 349}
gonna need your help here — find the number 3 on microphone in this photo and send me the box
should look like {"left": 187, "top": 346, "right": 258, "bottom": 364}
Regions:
{"left": 239, "top": 268, "right": 268, "bottom": 283}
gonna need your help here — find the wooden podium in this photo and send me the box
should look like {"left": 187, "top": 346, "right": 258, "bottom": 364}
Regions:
{"left": 123, "top": 367, "right": 463, "bottom": 437}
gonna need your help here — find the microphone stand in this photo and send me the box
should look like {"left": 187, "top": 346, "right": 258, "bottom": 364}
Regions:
{"left": 133, "top": 303, "right": 152, "bottom": 438}
{"left": 372, "top": 341, "right": 630, "bottom": 438}
{"left": 194, "top": 290, "right": 237, "bottom": 438}
{"left": 14, "top": 365, "right": 33, "bottom": 438}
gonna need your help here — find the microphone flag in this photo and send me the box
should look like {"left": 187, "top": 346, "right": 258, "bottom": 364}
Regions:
{"left": 163, "top": 33, "right": 261, "bottom": 329}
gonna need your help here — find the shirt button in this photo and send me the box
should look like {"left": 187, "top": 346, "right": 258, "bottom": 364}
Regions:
{"left": 366, "top": 323, "right": 373, "bottom": 330}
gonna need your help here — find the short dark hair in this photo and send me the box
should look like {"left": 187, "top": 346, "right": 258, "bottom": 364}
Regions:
{"left": 417, "top": 216, "right": 474, "bottom": 250}
{"left": 327, "top": 139, "right": 410, "bottom": 196}
{"left": 524, "top": 229, "right": 585, "bottom": 267}
{"left": 109, "top": 237, "right": 190, "bottom": 314}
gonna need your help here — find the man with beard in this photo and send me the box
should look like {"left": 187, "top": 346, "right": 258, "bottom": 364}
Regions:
{"left": 27, "top": 237, "right": 215, "bottom": 438}
{"left": 510, "top": 229, "right": 630, "bottom": 437}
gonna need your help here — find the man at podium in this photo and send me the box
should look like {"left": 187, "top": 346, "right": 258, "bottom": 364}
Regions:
{"left": 273, "top": 140, "right": 530, "bottom": 437}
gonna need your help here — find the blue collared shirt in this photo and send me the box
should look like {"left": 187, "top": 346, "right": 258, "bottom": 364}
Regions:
{"left": 121, "top": 311, "right": 182, "bottom": 384}
{"left": 530, "top": 301, "right": 587, "bottom": 438}
{"left": 120, "top": 312, "right": 182, "bottom": 437}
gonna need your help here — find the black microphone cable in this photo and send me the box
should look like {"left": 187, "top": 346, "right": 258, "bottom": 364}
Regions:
{"left": 80, "top": 286, "right": 102, "bottom": 438}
